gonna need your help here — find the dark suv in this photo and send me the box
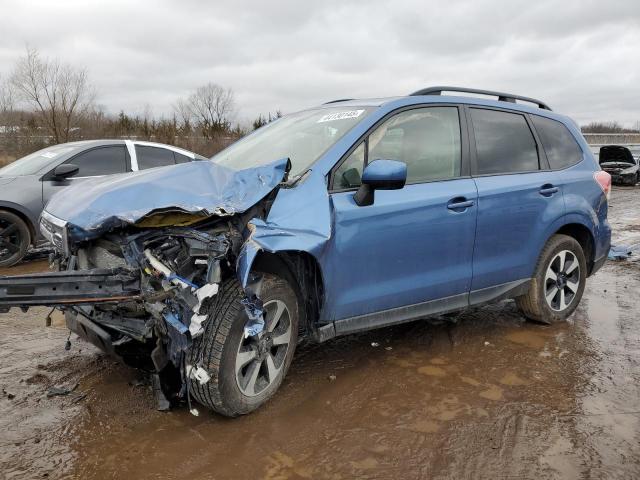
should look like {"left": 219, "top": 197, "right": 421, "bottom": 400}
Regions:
{"left": 0, "top": 87, "right": 611, "bottom": 417}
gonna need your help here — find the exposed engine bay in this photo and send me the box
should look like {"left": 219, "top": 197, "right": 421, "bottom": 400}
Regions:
{"left": 598, "top": 144, "right": 639, "bottom": 185}
{"left": 3, "top": 209, "right": 272, "bottom": 412}
{"left": 0, "top": 157, "right": 330, "bottom": 414}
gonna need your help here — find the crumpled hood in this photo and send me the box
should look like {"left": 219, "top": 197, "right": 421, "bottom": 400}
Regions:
{"left": 45, "top": 158, "right": 290, "bottom": 237}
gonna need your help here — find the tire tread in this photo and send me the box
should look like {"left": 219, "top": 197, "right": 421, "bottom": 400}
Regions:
{"left": 189, "top": 278, "right": 244, "bottom": 417}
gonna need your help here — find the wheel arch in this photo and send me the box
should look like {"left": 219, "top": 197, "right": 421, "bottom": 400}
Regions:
{"left": 248, "top": 250, "right": 325, "bottom": 339}
{"left": 550, "top": 222, "right": 596, "bottom": 275}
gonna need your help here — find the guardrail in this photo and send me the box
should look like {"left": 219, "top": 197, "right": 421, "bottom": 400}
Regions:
{"left": 583, "top": 133, "right": 640, "bottom": 145}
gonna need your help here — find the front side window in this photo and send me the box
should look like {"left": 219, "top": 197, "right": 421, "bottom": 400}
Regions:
{"left": 136, "top": 146, "right": 176, "bottom": 169}
{"left": 333, "top": 106, "right": 461, "bottom": 189}
{"left": 335, "top": 143, "right": 365, "bottom": 188}
{"left": 531, "top": 115, "right": 583, "bottom": 169}
{"left": 213, "top": 107, "right": 374, "bottom": 177}
{"left": 68, "top": 146, "right": 127, "bottom": 176}
{"left": 471, "top": 109, "right": 539, "bottom": 175}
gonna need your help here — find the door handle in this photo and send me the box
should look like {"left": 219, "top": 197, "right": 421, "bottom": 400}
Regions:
{"left": 539, "top": 184, "right": 559, "bottom": 197}
{"left": 447, "top": 198, "right": 475, "bottom": 211}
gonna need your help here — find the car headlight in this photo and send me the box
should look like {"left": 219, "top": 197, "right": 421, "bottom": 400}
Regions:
{"left": 620, "top": 165, "right": 638, "bottom": 174}
{"left": 40, "top": 211, "right": 69, "bottom": 256}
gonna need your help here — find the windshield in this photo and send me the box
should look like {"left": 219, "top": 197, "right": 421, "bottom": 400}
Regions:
{"left": 0, "top": 144, "right": 78, "bottom": 176}
{"left": 213, "top": 107, "right": 374, "bottom": 176}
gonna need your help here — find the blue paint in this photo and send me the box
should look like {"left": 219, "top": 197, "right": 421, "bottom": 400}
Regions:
{"left": 236, "top": 172, "right": 331, "bottom": 287}
{"left": 324, "top": 179, "right": 477, "bottom": 319}
{"left": 164, "top": 311, "right": 188, "bottom": 334}
{"left": 471, "top": 171, "right": 565, "bottom": 290}
{"left": 45, "top": 157, "right": 290, "bottom": 241}
{"left": 166, "top": 274, "right": 199, "bottom": 290}
{"left": 361, "top": 159, "right": 407, "bottom": 186}
{"left": 608, "top": 244, "right": 635, "bottom": 260}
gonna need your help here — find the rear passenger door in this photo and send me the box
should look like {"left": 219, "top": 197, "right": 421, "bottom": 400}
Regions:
{"left": 468, "top": 107, "right": 564, "bottom": 297}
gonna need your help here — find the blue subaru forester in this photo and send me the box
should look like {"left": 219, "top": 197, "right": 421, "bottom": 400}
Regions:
{"left": 0, "top": 87, "right": 611, "bottom": 416}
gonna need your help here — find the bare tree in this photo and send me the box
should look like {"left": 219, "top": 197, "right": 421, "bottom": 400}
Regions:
{"left": 0, "top": 75, "right": 14, "bottom": 114}
{"left": 10, "top": 47, "right": 95, "bottom": 143}
{"left": 174, "top": 83, "right": 235, "bottom": 139}
{"left": 174, "top": 98, "right": 192, "bottom": 127}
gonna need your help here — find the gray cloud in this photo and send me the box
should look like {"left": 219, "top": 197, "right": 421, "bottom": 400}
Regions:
{"left": 0, "top": 0, "right": 638, "bottom": 125}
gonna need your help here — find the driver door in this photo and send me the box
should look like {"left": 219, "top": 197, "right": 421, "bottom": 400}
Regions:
{"left": 322, "top": 106, "right": 477, "bottom": 323}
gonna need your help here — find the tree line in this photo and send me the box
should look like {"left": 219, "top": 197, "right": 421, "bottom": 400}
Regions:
{"left": 0, "top": 47, "right": 280, "bottom": 164}
{"left": 581, "top": 121, "right": 640, "bottom": 134}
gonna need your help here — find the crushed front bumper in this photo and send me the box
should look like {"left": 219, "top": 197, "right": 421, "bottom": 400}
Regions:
{"left": 0, "top": 268, "right": 141, "bottom": 309}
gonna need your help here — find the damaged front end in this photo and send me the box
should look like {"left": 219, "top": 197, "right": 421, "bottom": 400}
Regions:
{"left": 0, "top": 158, "right": 293, "bottom": 412}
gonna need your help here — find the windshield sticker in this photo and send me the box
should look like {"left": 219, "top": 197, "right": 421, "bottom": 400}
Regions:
{"left": 318, "top": 110, "right": 365, "bottom": 123}
{"left": 41, "top": 152, "right": 59, "bottom": 159}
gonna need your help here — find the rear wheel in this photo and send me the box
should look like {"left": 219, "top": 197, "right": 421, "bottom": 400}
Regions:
{"left": 188, "top": 273, "right": 299, "bottom": 417}
{"left": 0, "top": 211, "right": 30, "bottom": 268}
{"left": 516, "top": 234, "right": 586, "bottom": 324}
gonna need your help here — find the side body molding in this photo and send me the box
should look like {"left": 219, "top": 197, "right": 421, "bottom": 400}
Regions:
{"left": 236, "top": 171, "right": 332, "bottom": 287}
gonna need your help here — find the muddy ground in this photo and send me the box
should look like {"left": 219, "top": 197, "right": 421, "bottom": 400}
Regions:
{"left": 1, "top": 187, "right": 639, "bottom": 480}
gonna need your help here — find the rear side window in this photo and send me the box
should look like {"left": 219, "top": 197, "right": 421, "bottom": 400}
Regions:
{"left": 136, "top": 146, "right": 176, "bottom": 169}
{"left": 531, "top": 115, "right": 583, "bottom": 169}
{"left": 471, "top": 109, "right": 539, "bottom": 175}
{"left": 69, "top": 146, "right": 127, "bottom": 176}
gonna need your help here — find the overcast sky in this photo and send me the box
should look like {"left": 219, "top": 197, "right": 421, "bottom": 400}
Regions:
{"left": 1, "top": 0, "right": 639, "bottom": 126}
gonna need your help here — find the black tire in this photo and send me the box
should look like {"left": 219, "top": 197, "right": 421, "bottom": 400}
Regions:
{"left": 0, "top": 211, "right": 30, "bottom": 268}
{"left": 516, "top": 234, "right": 587, "bottom": 324}
{"left": 188, "top": 273, "right": 300, "bottom": 417}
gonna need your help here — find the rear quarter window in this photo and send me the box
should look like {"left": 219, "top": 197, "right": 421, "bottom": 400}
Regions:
{"left": 136, "top": 146, "right": 176, "bottom": 169}
{"left": 531, "top": 115, "right": 583, "bottom": 169}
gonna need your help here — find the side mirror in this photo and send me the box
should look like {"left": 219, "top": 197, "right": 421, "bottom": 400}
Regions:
{"left": 354, "top": 159, "right": 407, "bottom": 207}
{"left": 53, "top": 164, "right": 79, "bottom": 179}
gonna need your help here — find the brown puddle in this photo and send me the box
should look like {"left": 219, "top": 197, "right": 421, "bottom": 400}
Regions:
{"left": 504, "top": 328, "right": 550, "bottom": 349}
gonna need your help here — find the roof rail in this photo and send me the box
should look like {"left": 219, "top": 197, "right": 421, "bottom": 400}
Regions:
{"left": 409, "top": 86, "right": 552, "bottom": 111}
{"left": 323, "top": 98, "right": 354, "bottom": 104}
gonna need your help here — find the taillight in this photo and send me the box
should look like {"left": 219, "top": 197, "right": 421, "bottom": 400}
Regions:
{"left": 594, "top": 170, "right": 611, "bottom": 200}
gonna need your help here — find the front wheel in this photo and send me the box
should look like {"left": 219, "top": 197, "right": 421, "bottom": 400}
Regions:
{"left": 188, "top": 274, "right": 299, "bottom": 417}
{"left": 516, "top": 234, "right": 587, "bottom": 324}
{"left": 0, "top": 211, "right": 30, "bottom": 268}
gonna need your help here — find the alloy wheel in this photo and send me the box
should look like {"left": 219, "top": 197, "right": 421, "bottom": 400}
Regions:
{"left": 0, "top": 219, "right": 22, "bottom": 262}
{"left": 544, "top": 250, "right": 580, "bottom": 312}
{"left": 235, "top": 299, "right": 292, "bottom": 397}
